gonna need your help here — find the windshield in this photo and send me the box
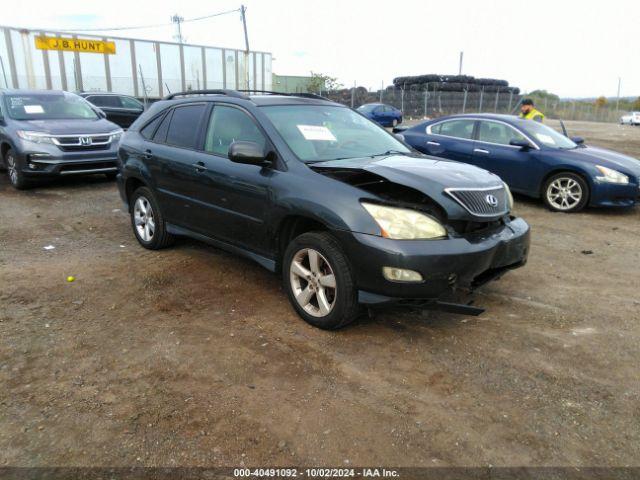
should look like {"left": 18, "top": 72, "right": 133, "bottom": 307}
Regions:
{"left": 3, "top": 92, "right": 99, "bottom": 121}
{"left": 261, "top": 105, "right": 410, "bottom": 162}
{"left": 521, "top": 121, "right": 577, "bottom": 149}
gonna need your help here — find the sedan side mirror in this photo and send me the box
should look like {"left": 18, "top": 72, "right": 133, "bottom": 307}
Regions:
{"left": 571, "top": 136, "right": 585, "bottom": 145}
{"left": 509, "top": 138, "right": 533, "bottom": 150}
{"left": 228, "top": 141, "right": 269, "bottom": 166}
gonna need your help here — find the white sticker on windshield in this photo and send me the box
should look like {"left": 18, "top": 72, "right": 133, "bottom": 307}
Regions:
{"left": 24, "top": 105, "right": 45, "bottom": 114}
{"left": 535, "top": 133, "right": 555, "bottom": 145}
{"left": 297, "top": 124, "right": 337, "bottom": 141}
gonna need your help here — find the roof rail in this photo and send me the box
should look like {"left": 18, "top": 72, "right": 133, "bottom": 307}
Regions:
{"left": 237, "top": 90, "right": 330, "bottom": 101}
{"left": 164, "top": 89, "right": 249, "bottom": 100}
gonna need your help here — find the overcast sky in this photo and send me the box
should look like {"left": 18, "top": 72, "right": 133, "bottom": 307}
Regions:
{"left": 3, "top": 0, "right": 638, "bottom": 98}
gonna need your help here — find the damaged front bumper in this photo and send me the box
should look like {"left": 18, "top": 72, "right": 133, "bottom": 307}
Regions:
{"left": 334, "top": 216, "right": 530, "bottom": 310}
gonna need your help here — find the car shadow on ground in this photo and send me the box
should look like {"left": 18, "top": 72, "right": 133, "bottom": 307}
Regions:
{"left": 512, "top": 192, "right": 636, "bottom": 217}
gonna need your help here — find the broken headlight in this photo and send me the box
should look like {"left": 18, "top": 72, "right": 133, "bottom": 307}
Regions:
{"left": 361, "top": 202, "right": 447, "bottom": 240}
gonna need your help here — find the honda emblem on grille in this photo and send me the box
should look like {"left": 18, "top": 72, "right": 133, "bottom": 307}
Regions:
{"left": 79, "top": 136, "right": 92, "bottom": 146}
{"left": 485, "top": 194, "right": 499, "bottom": 207}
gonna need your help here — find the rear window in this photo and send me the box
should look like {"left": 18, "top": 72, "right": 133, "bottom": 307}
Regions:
{"left": 165, "top": 104, "right": 207, "bottom": 149}
{"left": 87, "top": 95, "right": 121, "bottom": 108}
{"left": 140, "top": 113, "right": 166, "bottom": 140}
{"left": 3, "top": 92, "right": 98, "bottom": 120}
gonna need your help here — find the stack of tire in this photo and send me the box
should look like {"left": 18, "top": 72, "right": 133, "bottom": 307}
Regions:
{"left": 391, "top": 75, "right": 520, "bottom": 95}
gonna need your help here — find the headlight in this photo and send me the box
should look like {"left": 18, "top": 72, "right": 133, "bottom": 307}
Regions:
{"left": 16, "top": 130, "right": 53, "bottom": 144}
{"left": 109, "top": 129, "right": 124, "bottom": 142}
{"left": 361, "top": 202, "right": 447, "bottom": 240}
{"left": 503, "top": 182, "right": 514, "bottom": 210}
{"left": 595, "top": 165, "right": 629, "bottom": 184}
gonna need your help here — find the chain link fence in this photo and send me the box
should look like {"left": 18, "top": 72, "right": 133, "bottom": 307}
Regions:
{"left": 320, "top": 86, "right": 630, "bottom": 124}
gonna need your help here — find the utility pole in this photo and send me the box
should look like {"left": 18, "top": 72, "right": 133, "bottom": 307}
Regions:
{"left": 616, "top": 77, "right": 621, "bottom": 111}
{"left": 171, "top": 14, "right": 185, "bottom": 43}
{"left": 458, "top": 51, "right": 464, "bottom": 75}
{"left": 240, "top": 5, "right": 250, "bottom": 89}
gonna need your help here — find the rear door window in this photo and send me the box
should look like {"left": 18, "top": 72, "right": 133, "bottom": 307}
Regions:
{"left": 152, "top": 110, "right": 173, "bottom": 143}
{"left": 165, "top": 104, "right": 208, "bottom": 149}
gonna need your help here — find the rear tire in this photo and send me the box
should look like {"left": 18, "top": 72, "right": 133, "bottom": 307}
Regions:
{"left": 130, "top": 186, "right": 174, "bottom": 249}
{"left": 283, "top": 231, "right": 359, "bottom": 330}
{"left": 4, "top": 149, "right": 31, "bottom": 190}
{"left": 542, "top": 172, "right": 589, "bottom": 213}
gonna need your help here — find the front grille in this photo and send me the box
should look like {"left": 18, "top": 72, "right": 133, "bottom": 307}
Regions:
{"left": 445, "top": 186, "right": 508, "bottom": 217}
{"left": 52, "top": 134, "right": 112, "bottom": 152}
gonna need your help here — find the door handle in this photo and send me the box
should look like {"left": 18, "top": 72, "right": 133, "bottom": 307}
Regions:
{"left": 143, "top": 149, "right": 153, "bottom": 160}
{"left": 427, "top": 141, "right": 441, "bottom": 146}
{"left": 474, "top": 148, "right": 490, "bottom": 154}
{"left": 192, "top": 161, "right": 208, "bottom": 172}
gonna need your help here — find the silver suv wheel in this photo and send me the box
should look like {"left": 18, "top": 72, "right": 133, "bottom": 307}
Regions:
{"left": 133, "top": 196, "right": 155, "bottom": 242}
{"left": 289, "top": 248, "right": 337, "bottom": 318}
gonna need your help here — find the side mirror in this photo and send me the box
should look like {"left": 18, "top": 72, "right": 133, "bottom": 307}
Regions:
{"left": 509, "top": 138, "right": 533, "bottom": 150}
{"left": 571, "top": 136, "right": 585, "bottom": 145}
{"left": 228, "top": 141, "right": 269, "bottom": 166}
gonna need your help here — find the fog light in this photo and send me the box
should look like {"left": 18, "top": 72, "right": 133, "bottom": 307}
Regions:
{"left": 28, "top": 163, "right": 37, "bottom": 169}
{"left": 383, "top": 267, "right": 423, "bottom": 283}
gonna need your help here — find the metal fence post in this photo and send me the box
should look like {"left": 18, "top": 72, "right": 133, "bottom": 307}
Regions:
{"left": 508, "top": 91, "right": 513, "bottom": 112}
{"left": 424, "top": 90, "right": 428, "bottom": 117}
{"left": 494, "top": 88, "right": 500, "bottom": 112}
{"left": 350, "top": 81, "right": 355, "bottom": 108}
{"left": 462, "top": 89, "right": 467, "bottom": 113}
{"left": 380, "top": 80, "right": 383, "bottom": 103}
{"left": 479, "top": 87, "right": 484, "bottom": 112}
{"left": 401, "top": 86, "right": 405, "bottom": 113}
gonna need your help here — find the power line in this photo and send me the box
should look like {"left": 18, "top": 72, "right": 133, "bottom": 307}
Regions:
{"left": 56, "top": 8, "right": 240, "bottom": 33}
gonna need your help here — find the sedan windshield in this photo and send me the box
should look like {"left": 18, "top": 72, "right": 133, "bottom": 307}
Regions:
{"left": 521, "top": 121, "right": 577, "bottom": 149}
{"left": 3, "top": 92, "right": 98, "bottom": 121}
{"left": 261, "top": 105, "right": 410, "bottom": 162}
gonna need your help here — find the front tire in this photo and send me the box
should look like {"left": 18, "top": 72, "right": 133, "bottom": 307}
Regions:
{"left": 4, "top": 149, "right": 31, "bottom": 190}
{"left": 542, "top": 172, "right": 589, "bottom": 213}
{"left": 283, "top": 232, "right": 359, "bottom": 330}
{"left": 130, "top": 186, "right": 174, "bottom": 249}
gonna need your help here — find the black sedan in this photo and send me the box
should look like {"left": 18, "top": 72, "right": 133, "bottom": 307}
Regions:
{"left": 78, "top": 92, "right": 144, "bottom": 129}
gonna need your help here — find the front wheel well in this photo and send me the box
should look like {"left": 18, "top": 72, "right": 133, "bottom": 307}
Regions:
{"left": 1, "top": 142, "right": 11, "bottom": 163}
{"left": 275, "top": 215, "right": 328, "bottom": 271}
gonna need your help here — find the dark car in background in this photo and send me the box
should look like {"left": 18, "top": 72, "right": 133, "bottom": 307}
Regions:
{"left": 397, "top": 114, "right": 640, "bottom": 212}
{"left": 357, "top": 103, "right": 403, "bottom": 127}
{"left": 117, "top": 90, "right": 529, "bottom": 329}
{"left": 78, "top": 92, "right": 145, "bottom": 129}
{"left": 0, "top": 90, "right": 123, "bottom": 189}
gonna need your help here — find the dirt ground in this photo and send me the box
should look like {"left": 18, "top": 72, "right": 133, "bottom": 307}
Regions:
{"left": 1, "top": 120, "right": 639, "bottom": 468}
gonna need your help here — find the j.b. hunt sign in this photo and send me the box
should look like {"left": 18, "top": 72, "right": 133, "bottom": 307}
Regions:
{"left": 35, "top": 35, "right": 116, "bottom": 54}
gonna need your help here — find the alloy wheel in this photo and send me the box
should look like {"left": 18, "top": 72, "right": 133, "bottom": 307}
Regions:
{"left": 289, "top": 248, "right": 337, "bottom": 318}
{"left": 133, "top": 196, "right": 155, "bottom": 242}
{"left": 546, "top": 177, "right": 582, "bottom": 211}
{"left": 6, "top": 154, "right": 18, "bottom": 185}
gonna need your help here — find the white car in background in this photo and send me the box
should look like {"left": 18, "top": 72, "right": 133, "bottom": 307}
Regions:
{"left": 620, "top": 112, "right": 640, "bottom": 125}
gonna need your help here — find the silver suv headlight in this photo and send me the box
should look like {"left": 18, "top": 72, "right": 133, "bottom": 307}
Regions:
{"left": 109, "top": 129, "right": 124, "bottom": 142}
{"left": 595, "top": 165, "right": 629, "bottom": 184}
{"left": 361, "top": 202, "right": 447, "bottom": 240}
{"left": 16, "top": 130, "right": 53, "bottom": 144}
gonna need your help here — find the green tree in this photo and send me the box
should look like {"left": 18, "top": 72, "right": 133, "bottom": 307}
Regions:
{"left": 529, "top": 89, "right": 560, "bottom": 103}
{"left": 632, "top": 97, "right": 640, "bottom": 110}
{"left": 595, "top": 96, "right": 607, "bottom": 108}
{"left": 307, "top": 72, "right": 342, "bottom": 93}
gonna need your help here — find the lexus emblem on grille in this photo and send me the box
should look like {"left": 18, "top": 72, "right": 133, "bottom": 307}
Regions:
{"left": 79, "top": 136, "right": 92, "bottom": 146}
{"left": 485, "top": 194, "right": 499, "bottom": 207}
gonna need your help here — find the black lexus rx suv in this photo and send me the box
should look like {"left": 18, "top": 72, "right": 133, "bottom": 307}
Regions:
{"left": 117, "top": 90, "right": 530, "bottom": 329}
{"left": 0, "top": 89, "right": 122, "bottom": 189}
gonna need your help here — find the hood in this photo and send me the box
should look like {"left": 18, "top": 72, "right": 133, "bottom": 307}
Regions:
{"left": 559, "top": 145, "right": 640, "bottom": 177}
{"left": 311, "top": 154, "right": 507, "bottom": 221}
{"left": 312, "top": 154, "right": 504, "bottom": 191}
{"left": 12, "top": 118, "right": 120, "bottom": 135}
